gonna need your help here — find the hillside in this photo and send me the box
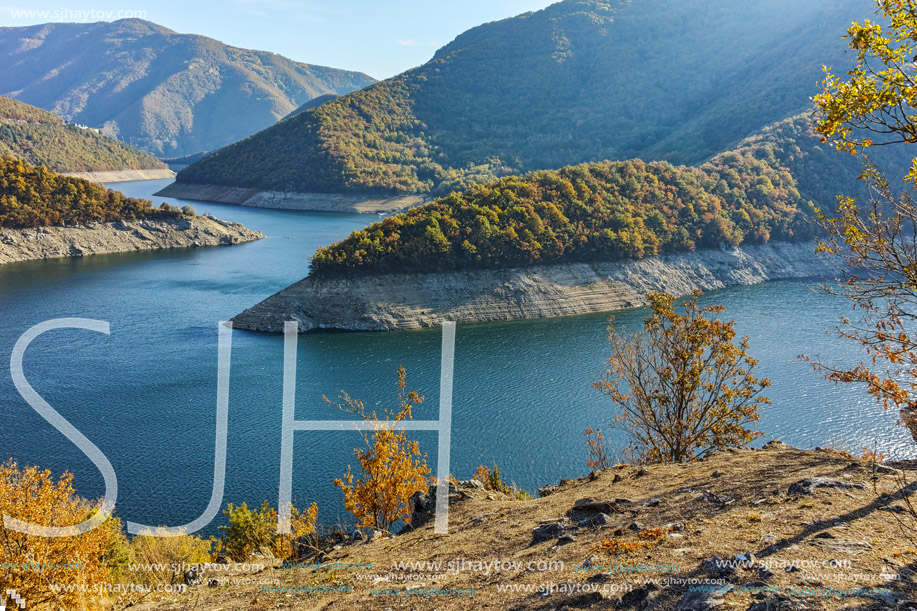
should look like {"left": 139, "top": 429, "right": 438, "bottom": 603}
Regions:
{"left": 0, "top": 19, "right": 376, "bottom": 157}
{"left": 127, "top": 444, "right": 917, "bottom": 610}
{"left": 0, "top": 156, "right": 177, "bottom": 228}
{"left": 305, "top": 113, "right": 910, "bottom": 278}
{"left": 0, "top": 96, "right": 167, "bottom": 173}
{"left": 174, "top": 0, "right": 870, "bottom": 197}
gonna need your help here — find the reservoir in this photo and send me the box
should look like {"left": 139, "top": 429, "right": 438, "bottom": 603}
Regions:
{"left": 0, "top": 179, "right": 909, "bottom": 533}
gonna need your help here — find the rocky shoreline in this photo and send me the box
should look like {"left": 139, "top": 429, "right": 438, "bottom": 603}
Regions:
{"left": 154, "top": 182, "right": 424, "bottom": 213}
{"left": 231, "top": 241, "right": 834, "bottom": 333}
{"left": 0, "top": 215, "right": 263, "bottom": 265}
{"left": 61, "top": 168, "right": 176, "bottom": 183}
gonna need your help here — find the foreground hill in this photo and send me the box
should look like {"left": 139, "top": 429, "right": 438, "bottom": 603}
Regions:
{"left": 128, "top": 443, "right": 917, "bottom": 610}
{"left": 174, "top": 0, "right": 868, "bottom": 198}
{"left": 0, "top": 96, "right": 169, "bottom": 176}
{"left": 0, "top": 19, "right": 376, "bottom": 157}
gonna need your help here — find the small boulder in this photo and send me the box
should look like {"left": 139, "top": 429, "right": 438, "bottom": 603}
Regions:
{"left": 532, "top": 522, "right": 566, "bottom": 543}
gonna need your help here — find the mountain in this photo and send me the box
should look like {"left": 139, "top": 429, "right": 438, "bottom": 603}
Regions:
{"left": 283, "top": 94, "right": 340, "bottom": 120}
{"left": 0, "top": 95, "right": 167, "bottom": 173}
{"left": 306, "top": 112, "right": 913, "bottom": 277}
{"left": 0, "top": 19, "right": 376, "bottom": 157}
{"left": 173, "top": 0, "right": 870, "bottom": 198}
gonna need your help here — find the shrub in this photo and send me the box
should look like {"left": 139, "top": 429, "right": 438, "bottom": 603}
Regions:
{"left": 595, "top": 291, "right": 770, "bottom": 463}
{"left": 217, "top": 500, "right": 317, "bottom": 562}
{"left": 584, "top": 427, "right": 612, "bottom": 470}
{"left": 0, "top": 459, "right": 120, "bottom": 610}
{"left": 130, "top": 527, "right": 212, "bottom": 585}
{"left": 330, "top": 367, "right": 431, "bottom": 533}
{"left": 473, "top": 463, "right": 532, "bottom": 501}
{"left": 181, "top": 204, "right": 196, "bottom": 217}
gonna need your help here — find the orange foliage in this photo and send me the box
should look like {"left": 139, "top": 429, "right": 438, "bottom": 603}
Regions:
{"left": 330, "top": 367, "right": 431, "bottom": 533}
{"left": 0, "top": 459, "right": 119, "bottom": 610}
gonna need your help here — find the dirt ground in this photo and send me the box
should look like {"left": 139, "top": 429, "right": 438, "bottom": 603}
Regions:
{"left": 129, "top": 442, "right": 917, "bottom": 610}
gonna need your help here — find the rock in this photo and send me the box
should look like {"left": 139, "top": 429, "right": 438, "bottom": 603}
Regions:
{"left": 667, "top": 522, "right": 685, "bottom": 532}
{"left": 679, "top": 586, "right": 731, "bottom": 610}
{"left": 787, "top": 477, "right": 866, "bottom": 496}
{"left": 352, "top": 529, "right": 366, "bottom": 541}
{"left": 183, "top": 569, "right": 200, "bottom": 585}
{"left": 558, "top": 534, "right": 577, "bottom": 545}
{"left": 612, "top": 473, "right": 623, "bottom": 483}
{"left": 627, "top": 521, "right": 643, "bottom": 532}
{"left": 702, "top": 556, "right": 734, "bottom": 577}
{"left": 532, "top": 523, "right": 566, "bottom": 543}
{"left": 810, "top": 537, "right": 873, "bottom": 554}
{"left": 647, "top": 497, "right": 662, "bottom": 507}
{"left": 618, "top": 583, "right": 660, "bottom": 608}
{"left": 574, "top": 499, "right": 617, "bottom": 513}
{"left": 784, "top": 565, "right": 801, "bottom": 573}
{"left": 586, "top": 573, "right": 611, "bottom": 583}
{"left": 712, "top": 471, "right": 723, "bottom": 478}
{"left": 578, "top": 513, "right": 611, "bottom": 527}
{"left": 762, "top": 440, "right": 793, "bottom": 450}
{"left": 615, "top": 498, "right": 636, "bottom": 505}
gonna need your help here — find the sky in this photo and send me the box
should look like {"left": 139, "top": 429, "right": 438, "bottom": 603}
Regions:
{"left": 0, "top": 0, "right": 557, "bottom": 79}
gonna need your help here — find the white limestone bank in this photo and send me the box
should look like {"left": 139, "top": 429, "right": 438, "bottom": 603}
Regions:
{"left": 154, "top": 182, "right": 424, "bottom": 213}
{"left": 0, "top": 216, "right": 263, "bottom": 264}
{"left": 62, "top": 168, "right": 176, "bottom": 182}
{"left": 231, "top": 242, "right": 834, "bottom": 333}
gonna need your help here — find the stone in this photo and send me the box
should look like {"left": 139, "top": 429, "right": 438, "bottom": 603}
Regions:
{"left": 627, "top": 521, "right": 643, "bottom": 532}
{"left": 678, "top": 585, "right": 731, "bottom": 610}
{"left": 618, "top": 583, "right": 660, "bottom": 608}
{"left": 558, "top": 534, "right": 576, "bottom": 545}
{"left": 578, "top": 513, "right": 611, "bottom": 528}
{"left": 702, "top": 556, "right": 734, "bottom": 577}
{"left": 787, "top": 477, "right": 866, "bottom": 496}
{"left": 712, "top": 471, "right": 723, "bottom": 478}
{"left": 810, "top": 537, "right": 873, "bottom": 554}
{"left": 532, "top": 522, "right": 566, "bottom": 543}
{"left": 352, "top": 529, "right": 366, "bottom": 541}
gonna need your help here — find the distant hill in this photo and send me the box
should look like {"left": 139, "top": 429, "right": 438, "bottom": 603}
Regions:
{"left": 307, "top": 112, "right": 914, "bottom": 277}
{"left": 174, "top": 0, "right": 871, "bottom": 197}
{"left": 283, "top": 94, "right": 340, "bottom": 120}
{"left": 0, "top": 95, "right": 167, "bottom": 173}
{"left": 0, "top": 19, "right": 376, "bottom": 157}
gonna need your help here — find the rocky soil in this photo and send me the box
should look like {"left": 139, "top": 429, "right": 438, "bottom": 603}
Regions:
{"left": 0, "top": 215, "right": 263, "bottom": 264}
{"left": 130, "top": 444, "right": 917, "bottom": 610}
{"left": 232, "top": 242, "right": 835, "bottom": 333}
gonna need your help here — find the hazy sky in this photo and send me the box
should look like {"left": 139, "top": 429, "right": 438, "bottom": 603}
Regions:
{"left": 0, "top": 0, "right": 557, "bottom": 79}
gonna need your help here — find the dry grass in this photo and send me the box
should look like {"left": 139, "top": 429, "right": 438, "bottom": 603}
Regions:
{"left": 130, "top": 443, "right": 917, "bottom": 610}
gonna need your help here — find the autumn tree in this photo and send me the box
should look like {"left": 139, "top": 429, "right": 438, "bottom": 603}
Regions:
{"left": 217, "top": 500, "right": 317, "bottom": 561}
{"left": 594, "top": 292, "right": 770, "bottom": 463}
{"left": 813, "top": 0, "right": 917, "bottom": 442}
{"left": 329, "top": 367, "right": 431, "bottom": 534}
{"left": 0, "top": 459, "right": 121, "bottom": 611}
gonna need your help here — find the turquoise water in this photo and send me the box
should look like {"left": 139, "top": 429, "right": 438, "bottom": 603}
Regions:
{"left": 0, "top": 179, "right": 911, "bottom": 533}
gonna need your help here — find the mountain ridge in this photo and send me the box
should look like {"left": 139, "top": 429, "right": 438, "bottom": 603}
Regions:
{"left": 173, "top": 0, "right": 864, "bottom": 197}
{"left": 0, "top": 19, "right": 377, "bottom": 156}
